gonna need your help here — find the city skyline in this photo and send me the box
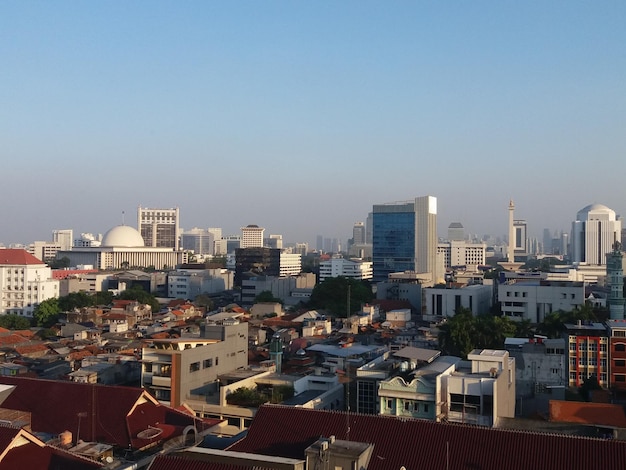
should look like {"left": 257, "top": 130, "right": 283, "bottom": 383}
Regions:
{"left": 2, "top": 2, "right": 625, "bottom": 245}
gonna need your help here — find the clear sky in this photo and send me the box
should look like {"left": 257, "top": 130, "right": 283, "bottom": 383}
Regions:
{"left": 1, "top": 2, "right": 625, "bottom": 246}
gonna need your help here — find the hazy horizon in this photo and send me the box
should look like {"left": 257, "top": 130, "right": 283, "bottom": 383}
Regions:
{"left": 2, "top": 2, "right": 625, "bottom": 247}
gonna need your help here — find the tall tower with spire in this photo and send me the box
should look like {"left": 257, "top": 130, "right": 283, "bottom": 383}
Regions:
{"left": 508, "top": 200, "right": 515, "bottom": 263}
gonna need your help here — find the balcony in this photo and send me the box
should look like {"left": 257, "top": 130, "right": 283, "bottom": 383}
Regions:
{"left": 152, "top": 376, "right": 172, "bottom": 387}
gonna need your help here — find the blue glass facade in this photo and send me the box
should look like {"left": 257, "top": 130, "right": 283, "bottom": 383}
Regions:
{"left": 372, "top": 210, "right": 415, "bottom": 282}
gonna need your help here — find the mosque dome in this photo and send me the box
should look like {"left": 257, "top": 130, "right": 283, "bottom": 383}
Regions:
{"left": 101, "top": 225, "right": 145, "bottom": 247}
{"left": 576, "top": 204, "right": 616, "bottom": 221}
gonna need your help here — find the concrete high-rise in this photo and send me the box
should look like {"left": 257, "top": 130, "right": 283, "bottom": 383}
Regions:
{"left": 352, "top": 222, "right": 366, "bottom": 245}
{"left": 240, "top": 225, "right": 265, "bottom": 248}
{"left": 571, "top": 204, "right": 621, "bottom": 266}
{"left": 606, "top": 242, "right": 625, "bottom": 319}
{"left": 137, "top": 207, "right": 180, "bottom": 250}
{"left": 372, "top": 196, "right": 438, "bottom": 283}
{"left": 53, "top": 229, "right": 73, "bottom": 251}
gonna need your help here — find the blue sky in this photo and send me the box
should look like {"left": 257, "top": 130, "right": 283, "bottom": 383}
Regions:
{"left": 1, "top": 2, "right": 625, "bottom": 246}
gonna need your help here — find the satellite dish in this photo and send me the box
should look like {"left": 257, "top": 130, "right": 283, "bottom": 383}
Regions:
{"left": 105, "top": 456, "right": 114, "bottom": 463}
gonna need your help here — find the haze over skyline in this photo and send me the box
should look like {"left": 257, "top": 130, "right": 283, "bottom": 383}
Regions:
{"left": 2, "top": 2, "right": 625, "bottom": 246}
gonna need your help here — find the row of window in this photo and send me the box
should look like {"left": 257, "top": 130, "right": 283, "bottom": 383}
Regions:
{"left": 189, "top": 357, "right": 219, "bottom": 373}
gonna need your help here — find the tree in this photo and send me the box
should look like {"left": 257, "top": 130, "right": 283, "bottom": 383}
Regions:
{"left": 579, "top": 375, "right": 602, "bottom": 401}
{"left": 254, "top": 290, "right": 283, "bottom": 304}
{"left": 438, "top": 309, "right": 518, "bottom": 359}
{"left": 0, "top": 314, "right": 32, "bottom": 329}
{"left": 58, "top": 292, "right": 92, "bottom": 312}
{"left": 47, "top": 256, "right": 71, "bottom": 269}
{"left": 33, "top": 298, "right": 61, "bottom": 327}
{"left": 308, "top": 277, "right": 373, "bottom": 317}
{"left": 117, "top": 286, "right": 160, "bottom": 313}
{"left": 194, "top": 294, "right": 214, "bottom": 311}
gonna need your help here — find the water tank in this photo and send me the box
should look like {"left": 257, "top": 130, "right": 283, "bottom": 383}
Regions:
{"left": 59, "top": 430, "right": 72, "bottom": 446}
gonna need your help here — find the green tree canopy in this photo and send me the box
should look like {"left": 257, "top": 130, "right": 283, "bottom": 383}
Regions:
{"left": 33, "top": 298, "right": 61, "bottom": 327}
{"left": 117, "top": 286, "right": 161, "bottom": 313}
{"left": 46, "top": 256, "right": 71, "bottom": 269}
{"left": 308, "top": 277, "right": 373, "bottom": 317}
{"left": 438, "top": 309, "right": 520, "bottom": 359}
{"left": 0, "top": 314, "right": 32, "bottom": 330}
{"left": 254, "top": 290, "right": 283, "bottom": 304}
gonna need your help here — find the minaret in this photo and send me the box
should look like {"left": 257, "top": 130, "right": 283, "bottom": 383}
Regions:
{"left": 508, "top": 200, "right": 515, "bottom": 263}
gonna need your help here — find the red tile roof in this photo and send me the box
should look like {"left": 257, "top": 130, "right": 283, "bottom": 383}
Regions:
{"left": 0, "top": 249, "right": 45, "bottom": 265}
{"left": 149, "top": 454, "right": 274, "bottom": 470}
{"left": 550, "top": 400, "right": 626, "bottom": 428}
{"left": 229, "top": 405, "right": 626, "bottom": 470}
{"left": 0, "top": 425, "right": 102, "bottom": 469}
{"left": 0, "top": 376, "right": 203, "bottom": 449}
{"left": 52, "top": 269, "right": 99, "bottom": 280}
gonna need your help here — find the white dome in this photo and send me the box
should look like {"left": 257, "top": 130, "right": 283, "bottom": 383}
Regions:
{"left": 576, "top": 203, "right": 615, "bottom": 221}
{"left": 101, "top": 225, "right": 145, "bottom": 247}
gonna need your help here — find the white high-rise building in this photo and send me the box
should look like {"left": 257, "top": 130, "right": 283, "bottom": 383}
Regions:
{"left": 415, "top": 195, "right": 438, "bottom": 280}
{"left": 437, "top": 241, "right": 486, "bottom": 270}
{"left": 266, "top": 234, "right": 283, "bottom": 249}
{"left": 138, "top": 207, "right": 180, "bottom": 250}
{"left": 0, "top": 249, "right": 59, "bottom": 316}
{"left": 571, "top": 204, "right": 621, "bottom": 266}
{"left": 241, "top": 225, "right": 265, "bottom": 249}
{"left": 53, "top": 229, "right": 73, "bottom": 251}
{"left": 319, "top": 257, "right": 373, "bottom": 283}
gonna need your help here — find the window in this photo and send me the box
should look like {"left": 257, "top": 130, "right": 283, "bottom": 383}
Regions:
{"left": 144, "top": 363, "right": 153, "bottom": 373}
{"left": 424, "top": 404, "right": 429, "bottom": 413}
{"left": 189, "top": 362, "right": 200, "bottom": 372}
{"left": 614, "top": 331, "right": 626, "bottom": 338}
{"left": 215, "top": 357, "right": 219, "bottom": 366}
{"left": 387, "top": 399, "right": 393, "bottom": 409}
{"left": 404, "top": 401, "right": 412, "bottom": 411}
{"left": 203, "top": 358, "right": 213, "bottom": 368}
{"left": 616, "top": 375, "right": 626, "bottom": 383}
{"left": 616, "top": 344, "right": 626, "bottom": 352}
{"left": 615, "top": 360, "right": 626, "bottom": 367}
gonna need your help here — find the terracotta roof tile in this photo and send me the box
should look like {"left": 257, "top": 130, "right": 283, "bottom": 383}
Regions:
{"left": 549, "top": 400, "right": 626, "bottom": 428}
{"left": 229, "top": 405, "right": 626, "bottom": 470}
{"left": 0, "top": 249, "right": 45, "bottom": 265}
{"left": 0, "top": 377, "right": 203, "bottom": 449}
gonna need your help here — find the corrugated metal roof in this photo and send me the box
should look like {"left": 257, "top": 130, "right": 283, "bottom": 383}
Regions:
{"left": 229, "top": 405, "right": 626, "bottom": 470}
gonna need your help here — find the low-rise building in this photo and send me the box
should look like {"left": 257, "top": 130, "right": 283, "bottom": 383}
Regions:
{"left": 445, "top": 349, "right": 516, "bottom": 427}
{"left": 141, "top": 319, "right": 248, "bottom": 408}
{"left": 564, "top": 321, "right": 608, "bottom": 389}
{"left": 499, "top": 280, "right": 584, "bottom": 323}
{"left": 424, "top": 284, "right": 493, "bottom": 318}
{"left": 318, "top": 257, "right": 373, "bottom": 283}
{"left": 606, "top": 319, "right": 626, "bottom": 392}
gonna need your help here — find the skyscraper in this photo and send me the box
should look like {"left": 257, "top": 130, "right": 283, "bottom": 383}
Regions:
{"left": 137, "top": 207, "right": 180, "bottom": 250}
{"left": 241, "top": 225, "right": 265, "bottom": 248}
{"left": 372, "top": 196, "right": 438, "bottom": 283}
{"left": 352, "top": 222, "right": 366, "bottom": 245}
{"left": 52, "top": 229, "right": 73, "bottom": 251}
{"left": 571, "top": 204, "right": 621, "bottom": 266}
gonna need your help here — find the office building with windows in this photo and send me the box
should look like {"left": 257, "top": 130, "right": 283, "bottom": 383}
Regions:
{"left": 0, "top": 249, "right": 59, "bottom": 317}
{"left": 372, "top": 196, "right": 438, "bottom": 284}
{"left": 137, "top": 206, "right": 180, "bottom": 250}
{"left": 241, "top": 225, "right": 265, "bottom": 249}
{"left": 571, "top": 204, "right": 621, "bottom": 266}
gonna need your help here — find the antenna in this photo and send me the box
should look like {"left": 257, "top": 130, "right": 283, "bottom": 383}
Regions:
{"left": 121, "top": 211, "right": 125, "bottom": 226}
